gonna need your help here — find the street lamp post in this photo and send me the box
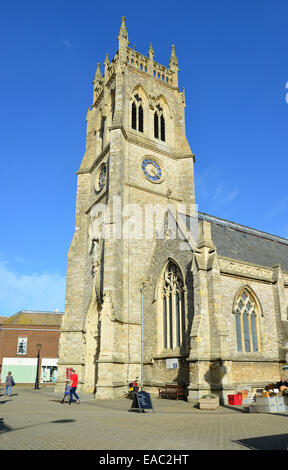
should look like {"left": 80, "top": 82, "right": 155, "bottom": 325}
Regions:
{"left": 140, "top": 283, "right": 145, "bottom": 391}
{"left": 34, "top": 342, "right": 42, "bottom": 390}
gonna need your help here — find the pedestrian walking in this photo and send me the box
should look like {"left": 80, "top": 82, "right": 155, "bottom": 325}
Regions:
{"left": 5, "top": 371, "right": 15, "bottom": 397}
{"left": 61, "top": 380, "right": 71, "bottom": 403}
{"left": 69, "top": 369, "right": 80, "bottom": 404}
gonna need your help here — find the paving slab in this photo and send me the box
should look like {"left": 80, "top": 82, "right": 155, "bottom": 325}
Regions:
{"left": 0, "top": 385, "right": 288, "bottom": 450}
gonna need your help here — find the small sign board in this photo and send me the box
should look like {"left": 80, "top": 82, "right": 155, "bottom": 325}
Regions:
{"left": 66, "top": 368, "right": 73, "bottom": 379}
{"left": 166, "top": 358, "right": 178, "bottom": 370}
{"left": 130, "top": 391, "right": 154, "bottom": 413}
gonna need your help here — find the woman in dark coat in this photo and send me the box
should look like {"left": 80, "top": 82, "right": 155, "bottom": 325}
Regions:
{"left": 5, "top": 371, "right": 15, "bottom": 397}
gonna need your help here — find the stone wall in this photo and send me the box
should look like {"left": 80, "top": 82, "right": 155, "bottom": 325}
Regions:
{"left": 57, "top": 19, "right": 288, "bottom": 401}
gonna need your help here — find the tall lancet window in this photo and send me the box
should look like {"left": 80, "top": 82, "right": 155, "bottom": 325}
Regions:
{"left": 131, "top": 93, "right": 144, "bottom": 133}
{"left": 138, "top": 104, "right": 143, "bottom": 132}
{"left": 234, "top": 288, "right": 261, "bottom": 353}
{"left": 100, "top": 116, "right": 106, "bottom": 152}
{"left": 161, "top": 261, "right": 185, "bottom": 351}
{"left": 154, "top": 104, "right": 166, "bottom": 142}
{"left": 160, "top": 115, "right": 165, "bottom": 141}
{"left": 111, "top": 89, "right": 115, "bottom": 121}
{"left": 132, "top": 102, "right": 137, "bottom": 130}
{"left": 154, "top": 111, "right": 159, "bottom": 139}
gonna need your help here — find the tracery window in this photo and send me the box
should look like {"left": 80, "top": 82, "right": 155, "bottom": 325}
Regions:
{"left": 131, "top": 93, "right": 144, "bottom": 133}
{"left": 234, "top": 288, "right": 261, "bottom": 353}
{"left": 154, "top": 104, "right": 165, "bottom": 141}
{"left": 160, "top": 261, "right": 185, "bottom": 351}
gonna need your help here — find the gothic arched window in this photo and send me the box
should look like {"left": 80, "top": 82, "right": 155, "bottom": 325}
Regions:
{"left": 234, "top": 288, "right": 261, "bottom": 353}
{"left": 160, "top": 261, "right": 185, "bottom": 351}
{"left": 131, "top": 93, "right": 144, "bottom": 133}
{"left": 132, "top": 102, "right": 137, "bottom": 130}
{"left": 160, "top": 115, "right": 165, "bottom": 141}
{"left": 138, "top": 104, "right": 143, "bottom": 132}
{"left": 154, "top": 104, "right": 165, "bottom": 142}
{"left": 154, "top": 111, "right": 159, "bottom": 139}
{"left": 100, "top": 116, "right": 106, "bottom": 152}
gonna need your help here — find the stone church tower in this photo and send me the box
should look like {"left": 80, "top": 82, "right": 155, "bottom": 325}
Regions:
{"left": 56, "top": 18, "right": 195, "bottom": 398}
{"left": 57, "top": 18, "right": 288, "bottom": 402}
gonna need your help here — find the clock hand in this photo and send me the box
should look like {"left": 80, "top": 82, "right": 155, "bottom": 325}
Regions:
{"left": 151, "top": 166, "right": 158, "bottom": 176}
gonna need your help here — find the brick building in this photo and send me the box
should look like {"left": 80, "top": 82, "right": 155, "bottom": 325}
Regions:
{"left": 0, "top": 311, "right": 63, "bottom": 384}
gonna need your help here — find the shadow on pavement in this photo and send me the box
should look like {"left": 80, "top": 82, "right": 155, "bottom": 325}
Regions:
{"left": 0, "top": 394, "right": 18, "bottom": 398}
{"left": 0, "top": 418, "right": 12, "bottom": 434}
{"left": 51, "top": 420, "right": 76, "bottom": 423}
{"left": 0, "top": 417, "right": 77, "bottom": 436}
{"left": 49, "top": 399, "right": 81, "bottom": 404}
{"left": 220, "top": 404, "right": 249, "bottom": 413}
{"left": 234, "top": 434, "right": 288, "bottom": 450}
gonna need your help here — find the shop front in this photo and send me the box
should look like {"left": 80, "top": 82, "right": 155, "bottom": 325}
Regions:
{"left": 41, "top": 358, "right": 58, "bottom": 383}
{"left": 1, "top": 357, "right": 38, "bottom": 384}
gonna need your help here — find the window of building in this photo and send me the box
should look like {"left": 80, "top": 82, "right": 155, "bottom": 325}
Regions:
{"left": 111, "top": 89, "right": 115, "bottom": 121}
{"left": 138, "top": 104, "right": 143, "bottom": 132}
{"left": 132, "top": 102, "right": 137, "bottom": 130}
{"left": 131, "top": 93, "right": 144, "bottom": 133}
{"left": 154, "top": 111, "right": 159, "bottom": 139}
{"left": 100, "top": 116, "right": 106, "bottom": 151}
{"left": 234, "top": 288, "right": 261, "bottom": 353}
{"left": 160, "top": 261, "right": 185, "bottom": 351}
{"left": 154, "top": 104, "right": 165, "bottom": 142}
{"left": 160, "top": 115, "right": 165, "bottom": 141}
{"left": 17, "top": 337, "right": 27, "bottom": 355}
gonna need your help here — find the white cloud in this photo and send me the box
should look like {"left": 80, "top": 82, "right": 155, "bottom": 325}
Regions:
{"left": 0, "top": 258, "right": 65, "bottom": 316}
{"left": 196, "top": 168, "right": 238, "bottom": 209}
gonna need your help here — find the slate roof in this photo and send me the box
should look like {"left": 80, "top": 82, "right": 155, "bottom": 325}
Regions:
{"left": 182, "top": 212, "right": 288, "bottom": 273}
{"left": 2, "top": 311, "right": 64, "bottom": 326}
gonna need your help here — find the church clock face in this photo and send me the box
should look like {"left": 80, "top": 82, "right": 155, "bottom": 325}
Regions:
{"left": 94, "top": 162, "right": 107, "bottom": 192}
{"left": 142, "top": 158, "right": 163, "bottom": 183}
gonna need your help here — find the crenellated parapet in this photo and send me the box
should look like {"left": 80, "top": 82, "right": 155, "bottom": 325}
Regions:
{"left": 92, "top": 17, "right": 179, "bottom": 107}
{"left": 126, "top": 47, "right": 177, "bottom": 86}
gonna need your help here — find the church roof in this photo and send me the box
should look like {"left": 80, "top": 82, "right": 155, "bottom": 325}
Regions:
{"left": 183, "top": 212, "right": 288, "bottom": 273}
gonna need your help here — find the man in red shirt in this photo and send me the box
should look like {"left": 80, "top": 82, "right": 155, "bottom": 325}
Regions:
{"left": 69, "top": 369, "right": 80, "bottom": 404}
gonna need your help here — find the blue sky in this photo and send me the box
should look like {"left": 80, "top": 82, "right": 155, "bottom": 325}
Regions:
{"left": 0, "top": 0, "right": 287, "bottom": 315}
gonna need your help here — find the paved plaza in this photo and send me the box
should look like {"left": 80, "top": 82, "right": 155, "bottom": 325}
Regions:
{"left": 0, "top": 385, "right": 288, "bottom": 451}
